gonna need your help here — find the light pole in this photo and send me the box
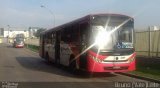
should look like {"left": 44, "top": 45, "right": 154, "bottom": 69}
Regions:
{"left": 7, "top": 25, "right": 10, "bottom": 43}
{"left": 40, "top": 5, "right": 55, "bottom": 27}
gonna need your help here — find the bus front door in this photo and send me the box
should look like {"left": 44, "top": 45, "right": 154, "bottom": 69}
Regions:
{"left": 55, "top": 32, "right": 60, "bottom": 65}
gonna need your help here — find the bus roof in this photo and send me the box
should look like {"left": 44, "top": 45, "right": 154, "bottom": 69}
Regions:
{"left": 41, "top": 13, "right": 133, "bottom": 35}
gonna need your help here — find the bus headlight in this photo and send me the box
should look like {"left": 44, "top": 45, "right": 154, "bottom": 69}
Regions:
{"left": 129, "top": 57, "right": 135, "bottom": 63}
{"left": 89, "top": 55, "right": 102, "bottom": 63}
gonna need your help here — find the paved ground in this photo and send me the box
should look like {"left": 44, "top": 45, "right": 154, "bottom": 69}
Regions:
{"left": 0, "top": 43, "right": 150, "bottom": 88}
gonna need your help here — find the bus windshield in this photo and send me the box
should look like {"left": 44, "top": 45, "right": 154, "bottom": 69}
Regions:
{"left": 91, "top": 15, "right": 134, "bottom": 51}
{"left": 15, "top": 37, "right": 24, "bottom": 42}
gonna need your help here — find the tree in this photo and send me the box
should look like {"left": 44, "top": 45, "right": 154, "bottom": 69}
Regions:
{"left": 34, "top": 28, "right": 46, "bottom": 38}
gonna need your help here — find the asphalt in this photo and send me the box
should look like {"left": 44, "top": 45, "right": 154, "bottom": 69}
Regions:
{"left": 0, "top": 43, "right": 154, "bottom": 88}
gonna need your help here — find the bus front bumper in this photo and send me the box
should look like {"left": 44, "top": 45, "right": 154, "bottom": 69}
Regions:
{"left": 87, "top": 58, "right": 136, "bottom": 72}
{"left": 15, "top": 44, "right": 24, "bottom": 48}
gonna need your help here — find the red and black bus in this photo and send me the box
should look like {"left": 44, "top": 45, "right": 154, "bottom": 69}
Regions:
{"left": 13, "top": 37, "right": 24, "bottom": 48}
{"left": 39, "top": 14, "right": 136, "bottom": 72}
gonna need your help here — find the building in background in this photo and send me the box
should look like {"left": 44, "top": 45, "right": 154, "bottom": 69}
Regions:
{"left": 0, "top": 27, "right": 28, "bottom": 43}
{"left": 0, "top": 28, "right": 4, "bottom": 43}
{"left": 148, "top": 26, "right": 160, "bottom": 31}
{"left": 0, "top": 28, "right": 4, "bottom": 37}
{"left": 153, "top": 26, "right": 159, "bottom": 31}
{"left": 1, "top": 27, "right": 29, "bottom": 38}
{"left": 0, "top": 26, "right": 45, "bottom": 43}
{"left": 28, "top": 27, "right": 41, "bottom": 38}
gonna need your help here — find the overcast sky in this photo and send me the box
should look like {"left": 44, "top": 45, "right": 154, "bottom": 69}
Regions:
{"left": 0, "top": 0, "right": 160, "bottom": 30}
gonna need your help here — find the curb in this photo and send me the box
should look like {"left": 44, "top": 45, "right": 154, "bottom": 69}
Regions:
{"left": 117, "top": 72, "right": 160, "bottom": 83}
{"left": 24, "top": 44, "right": 39, "bottom": 56}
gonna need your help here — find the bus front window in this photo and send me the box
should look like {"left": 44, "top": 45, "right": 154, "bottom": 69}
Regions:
{"left": 91, "top": 26, "right": 113, "bottom": 50}
{"left": 118, "top": 27, "right": 132, "bottom": 42}
{"left": 90, "top": 15, "right": 134, "bottom": 51}
{"left": 116, "top": 27, "right": 133, "bottom": 49}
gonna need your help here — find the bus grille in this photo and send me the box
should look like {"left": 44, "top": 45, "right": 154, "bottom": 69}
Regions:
{"left": 104, "top": 66, "right": 128, "bottom": 70}
{"left": 103, "top": 60, "right": 128, "bottom": 62}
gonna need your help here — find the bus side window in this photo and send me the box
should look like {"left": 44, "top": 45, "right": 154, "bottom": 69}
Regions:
{"left": 48, "top": 33, "right": 52, "bottom": 44}
{"left": 69, "top": 25, "right": 79, "bottom": 43}
{"left": 79, "top": 22, "right": 89, "bottom": 46}
{"left": 51, "top": 33, "right": 56, "bottom": 44}
{"left": 82, "top": 34, "right": 86, "bottom": 45}
{"left": 61, "top": 29, "right": 70, "bottom": 43}
{"left": 45, "top": 35, "right": 48, "bottom": 44}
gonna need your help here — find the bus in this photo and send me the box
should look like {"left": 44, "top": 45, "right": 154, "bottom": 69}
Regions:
{"left": 13, "top": 37, "right": 24, "bottom": 48}
{"left": 39, "top": 14, "right": 136, "bottom": 72}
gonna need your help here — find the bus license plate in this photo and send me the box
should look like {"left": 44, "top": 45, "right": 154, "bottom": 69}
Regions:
{"left": 113, "top": 66, "right": 121, "bottom": 69}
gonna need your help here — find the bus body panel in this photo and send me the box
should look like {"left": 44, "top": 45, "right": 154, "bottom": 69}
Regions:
{"left": 39, "top": 35, "right": 45, "bottom": 58}
{"left": 14, "top": 43, "right": 24, "bottom": 48}
{"left": 86, "top": 50, "right": 136, "bottom": 72}
{"left": 60, "top": 43, "right": 72, "bottom": 66}
{"left": 47, "top": 44, "right": 56, "bottom": 62}
{"left": 49, "top": 44, "right": 56, "bottom": 62}
{"left": 39, "top": 13, "right": 136, "bottom": 73}
{"left": 87, "top": 58, "right": 135, "bottom": 72}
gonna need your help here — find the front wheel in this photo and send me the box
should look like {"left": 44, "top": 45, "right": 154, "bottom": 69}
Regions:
{"left": 69, "top": 57, "right": 77, "bottom": 74}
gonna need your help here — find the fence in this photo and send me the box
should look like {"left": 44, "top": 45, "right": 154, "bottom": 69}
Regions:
{"left": 135, "top": 29, "right": 160, "bottom": 57}
{"left": 24, "top": 38, "right": 39, "bottom": 46}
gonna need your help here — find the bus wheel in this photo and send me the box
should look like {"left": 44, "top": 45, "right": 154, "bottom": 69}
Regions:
{"left": 69, "top": 56, "right": 77, "bottom": 73}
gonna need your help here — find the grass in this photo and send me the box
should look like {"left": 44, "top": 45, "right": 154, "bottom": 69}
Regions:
{"left": 25, "top": 44, "right": 39, "bottom": 52}
{"left": 129, "top": 68, "right": 160, "bottom": 80}
{"left": 129, "top": 58, "right": 160, "bottom": 80}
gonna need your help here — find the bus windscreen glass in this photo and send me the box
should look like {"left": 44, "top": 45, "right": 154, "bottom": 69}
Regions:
{"left": 91, "top": 15, "right": 134, "bottom": 51}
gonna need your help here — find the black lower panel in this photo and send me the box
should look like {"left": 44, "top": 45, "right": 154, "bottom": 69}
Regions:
{"left": 79, "top": 55, "right": 87, "bottom": 69}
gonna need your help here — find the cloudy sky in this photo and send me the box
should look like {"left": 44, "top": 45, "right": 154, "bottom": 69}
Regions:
{"left": 0, "top": 0, "right": 160, "bottom": 30}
